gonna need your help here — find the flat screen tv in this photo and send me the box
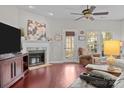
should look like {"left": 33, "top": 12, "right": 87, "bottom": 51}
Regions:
{"left": 0, "top": 22, "right": 21, "bottom": 54}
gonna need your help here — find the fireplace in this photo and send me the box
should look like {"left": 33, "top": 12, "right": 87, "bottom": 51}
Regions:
{"left": 22, "top": 40, "right": 49, "bottom": 66}
{"left": 28, "top": 50, "right": 45, "bottom": 66}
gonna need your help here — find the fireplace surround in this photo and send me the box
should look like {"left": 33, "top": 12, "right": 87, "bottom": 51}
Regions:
{"left": 22, "top": 40, "right": 49, "bottom": 66}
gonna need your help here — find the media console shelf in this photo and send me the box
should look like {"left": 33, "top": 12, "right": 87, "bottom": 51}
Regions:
{"left": 0, "top": 53, "right": 29, "bottom": 88}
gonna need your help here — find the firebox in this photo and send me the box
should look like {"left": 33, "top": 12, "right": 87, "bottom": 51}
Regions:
{"left": 28, "top": 50, "right": 45, "bottom": 66}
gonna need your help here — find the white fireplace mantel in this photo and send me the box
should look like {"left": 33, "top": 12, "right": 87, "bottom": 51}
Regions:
{"left": 22, "top": 40, "right": 49, "bottom": 64}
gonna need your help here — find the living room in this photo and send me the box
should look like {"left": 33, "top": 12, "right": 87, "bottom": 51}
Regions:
{"left": 0, "top": 2, "right": 124, "bottom": 90}
{"left": 1, "top": 5, "right": 124, "bottom": 62}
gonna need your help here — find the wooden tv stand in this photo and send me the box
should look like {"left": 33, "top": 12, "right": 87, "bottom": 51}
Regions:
{"left": 0, "top": 53, "right": 29, "bottom": 88}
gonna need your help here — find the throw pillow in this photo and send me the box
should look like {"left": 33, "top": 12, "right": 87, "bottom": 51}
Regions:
{"left": 89, "top": 70, "right": 118, "bottom": 80}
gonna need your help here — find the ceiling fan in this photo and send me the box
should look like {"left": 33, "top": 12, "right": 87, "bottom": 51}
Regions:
{"left": 71, "top": 5, "right": 109, "bottom": 21}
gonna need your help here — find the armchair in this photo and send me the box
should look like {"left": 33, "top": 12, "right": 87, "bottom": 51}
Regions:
{"left": 79, "top": 55, "right": 92, "bottom": 66}
{"left": 78, "top": 47, "right": 100, "bottom": 66}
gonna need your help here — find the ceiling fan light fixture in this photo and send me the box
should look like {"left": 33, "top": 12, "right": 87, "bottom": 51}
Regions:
{"left": 83, "top": 9, "right": 91, "bottom": 15}
{"left": 84, "top": 13, "right": 91, "bottom": 18}
{"left": 72, "top": 5, "right": 109, "bottom": 21}
{"left": 83, "top": 9, "right": 92, "bottom": 18}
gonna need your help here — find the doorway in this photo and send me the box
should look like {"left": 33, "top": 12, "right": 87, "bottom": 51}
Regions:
{"left": 63, "top": 31, "right": 77, "bottom": 62}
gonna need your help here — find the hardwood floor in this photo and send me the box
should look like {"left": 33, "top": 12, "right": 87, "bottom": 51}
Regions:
{"left": 11, "top": 63, "right": 87, "bottom": 88}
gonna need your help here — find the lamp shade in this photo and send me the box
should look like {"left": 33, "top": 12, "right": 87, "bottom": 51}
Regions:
{"left": 104, "top": 40, "right": 120, "bottom": 56}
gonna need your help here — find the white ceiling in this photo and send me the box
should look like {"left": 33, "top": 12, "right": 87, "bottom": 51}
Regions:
{"left": 16, "top": 5, "right": 124, "bottom": 21}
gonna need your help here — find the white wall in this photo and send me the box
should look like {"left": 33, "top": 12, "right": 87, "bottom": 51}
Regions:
{"left": 0, "top": 6, "right": 48, "bottom": 35}
{"left": 120, "top": 20, "right": 124, "bottom": 41}
{"left": 0, "top": 6, "right": 122, "bottom": 62}
{"left": 18, "top": 9, "right": 48, "bottom": 37}
{"left": 46, "top": 18, "right": 121, "bottom": 61}
{"left": 120, "top": 20, "right": 124, "bottom": 56}
{"left": 0, "top": 6, "right": 19, "bottom": 27}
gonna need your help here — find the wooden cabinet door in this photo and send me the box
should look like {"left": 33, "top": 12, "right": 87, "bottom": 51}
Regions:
{"left": 0, "top": 55, "right": 25, "bottom": 88}
{"left": 1, "top": 60, "right": 13, "bottom": 87}
{"left": 15, "top": 57, "right": 23, "bottom": 77}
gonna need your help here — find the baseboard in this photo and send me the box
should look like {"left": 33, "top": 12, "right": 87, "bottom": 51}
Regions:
{"left": 49, "top": 61, "right": 64, "bottom": 63}
{"left": 49, "top": 60, "right": 64, "bottom": 63}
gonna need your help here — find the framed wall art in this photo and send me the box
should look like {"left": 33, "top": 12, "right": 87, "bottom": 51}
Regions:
{"left": 27, "top": 20, "right": 46, "bottom": 40}
{"left": 78, "top": 35, "right": 85, "bottom": 41}
{"left": 54, "top": 34, "right": 62, "bottom": 41}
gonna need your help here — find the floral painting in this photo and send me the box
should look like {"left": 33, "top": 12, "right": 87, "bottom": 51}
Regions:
{"left": 27, "top": 20, "right": 46, "bottom": 40}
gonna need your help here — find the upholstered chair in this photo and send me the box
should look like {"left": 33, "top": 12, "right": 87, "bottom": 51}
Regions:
{"left": 78, "top": 47, "right": 100, "bottom": 66}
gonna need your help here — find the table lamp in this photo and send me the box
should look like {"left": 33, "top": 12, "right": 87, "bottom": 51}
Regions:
{"left": 104, "top": 40, "right": 120, "bottom": 71}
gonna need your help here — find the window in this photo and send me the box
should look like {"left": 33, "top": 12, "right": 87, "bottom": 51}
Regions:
{"left": 86, "top": 32, "right": 98, "bottom": 53}
{"left": 65, "top": 32, "right": 75, "bottom": 58}
{"left": 102, "top": 32, "right": 112, "bottom": 41}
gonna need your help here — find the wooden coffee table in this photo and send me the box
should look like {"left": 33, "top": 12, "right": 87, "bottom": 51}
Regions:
{"left": 86, "top": 64, "right": 122, "bottom": 77}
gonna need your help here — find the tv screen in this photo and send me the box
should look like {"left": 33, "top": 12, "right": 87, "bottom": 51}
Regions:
{"left": 0, "top": 22, "right": 21, "bottom": 54}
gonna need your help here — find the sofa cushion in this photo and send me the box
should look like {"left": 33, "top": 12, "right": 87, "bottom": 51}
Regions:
{"left": 89, "top": 70, "right": 118, "bottom": 80}
{"left": 69, "top": 70, "right": 117, "bottom": 88}
{"left": 80, "top": 72, "right": 115, "bottom": 88}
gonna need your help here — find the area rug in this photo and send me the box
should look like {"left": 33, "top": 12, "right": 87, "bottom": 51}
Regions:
{"left": 29, "top": 64, "right": 52, "bottom": 70}
{"left": 69, "top": 77, "right": 95, "bottom": 88}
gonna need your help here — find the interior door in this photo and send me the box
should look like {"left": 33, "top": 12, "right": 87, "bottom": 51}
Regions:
{"left": 63, "top": 31, "right": 77, "bottom": 62}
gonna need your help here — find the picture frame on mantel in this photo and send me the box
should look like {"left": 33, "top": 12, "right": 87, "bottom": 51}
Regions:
{"left": 54, "top": 34, "right": 62, "bottom": 41}
{"left": 78, "top": 30, "right": 85, "bottom": 41}
{"left": 78, "top": 35, "right": 85, "bottom": 41}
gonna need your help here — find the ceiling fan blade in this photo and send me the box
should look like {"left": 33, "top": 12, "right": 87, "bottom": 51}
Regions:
{"left": 89, "top": 5, "right": 96, "bottom": 12}
{"left": 93, "top": 12, "right": 109, "bottom": 15}
{"left": 89, "top": 17, "right": 95, "bottom": 21}
{"left": 71, "top": 13, "right": 83, "bottom": 15}
{"left": 75, "top": 16, "right": 84, "bottom": 21}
